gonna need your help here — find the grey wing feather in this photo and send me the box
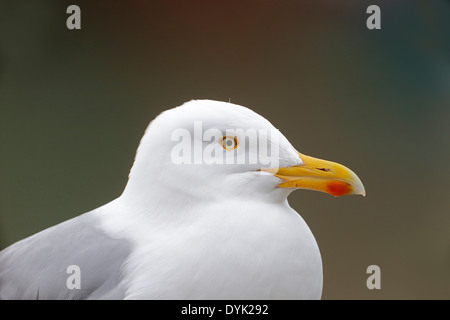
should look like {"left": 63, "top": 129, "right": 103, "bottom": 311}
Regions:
{"left": 0, "top": 212, "right": 131, "bottom": 300}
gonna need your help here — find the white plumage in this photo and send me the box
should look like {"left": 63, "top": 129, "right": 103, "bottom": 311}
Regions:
{"left": 0, "top": 99, "right": 365, "bottom": 299}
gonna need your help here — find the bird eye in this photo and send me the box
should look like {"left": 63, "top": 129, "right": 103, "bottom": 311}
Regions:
{"left": 219, "top": 136, "right": 238, "bottom": 150}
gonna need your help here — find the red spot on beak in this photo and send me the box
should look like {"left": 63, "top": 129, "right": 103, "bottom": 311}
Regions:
{"left": 326, "top": 181, "right": 352, "bottom": 197}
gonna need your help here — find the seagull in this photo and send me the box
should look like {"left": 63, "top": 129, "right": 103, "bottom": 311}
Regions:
{"left": 0, "top": 100, "right": 365, "bottom": 300}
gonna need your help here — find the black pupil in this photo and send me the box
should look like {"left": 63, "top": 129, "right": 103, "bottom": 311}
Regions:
{"left": 226, "top": 139, "right": 233, "bottom": 146}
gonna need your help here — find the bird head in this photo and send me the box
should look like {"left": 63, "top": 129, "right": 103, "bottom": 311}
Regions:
{"left": 123, "top": 100, "right": 365, "bottom": 204}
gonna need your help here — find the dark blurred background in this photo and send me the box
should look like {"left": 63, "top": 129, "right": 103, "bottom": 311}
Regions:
{"left": 0, "top": 0, "right": 449, "bottom": 299}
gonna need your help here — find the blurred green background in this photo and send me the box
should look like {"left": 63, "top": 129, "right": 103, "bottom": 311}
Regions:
{"left": 0, "top": 0, "right": 449, "bottom": 299}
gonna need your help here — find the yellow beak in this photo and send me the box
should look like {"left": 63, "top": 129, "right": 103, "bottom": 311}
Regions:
{"left": 264, "top": 152, "right": 365, "bottom": 197}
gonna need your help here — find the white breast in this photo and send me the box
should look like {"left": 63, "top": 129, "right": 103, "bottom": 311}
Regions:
{"left": 105, "top": 199, "right": 323, "bottom": 300}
